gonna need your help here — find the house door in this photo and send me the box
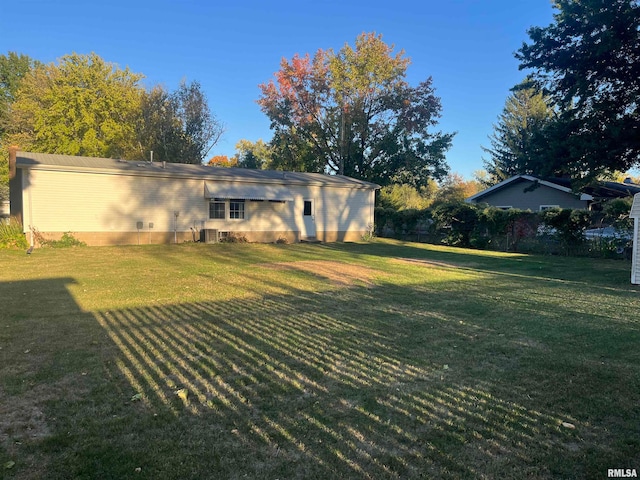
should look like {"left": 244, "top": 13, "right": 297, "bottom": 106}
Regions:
{"left": 302, "top": 199, "right": 316, "bottom": 238}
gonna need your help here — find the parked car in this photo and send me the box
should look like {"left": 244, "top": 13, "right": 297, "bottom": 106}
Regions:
{"left": 583, "top": 226, "right": 632, "bottom": 241}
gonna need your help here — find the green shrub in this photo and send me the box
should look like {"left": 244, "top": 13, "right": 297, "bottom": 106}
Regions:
{"left": 540, "top": 208, "right": 591, "bottom": 253}
{"left": 51, "top": 232, "right": 87, "bottom": 248}
{"left": 31, "top": 227, "right": 86, "bottom": 248}
{"left": 0, "top": 218, "right": 28, "bottom": 249}
{"left": 431, "top": 202, "right": 480, "bottom": 247}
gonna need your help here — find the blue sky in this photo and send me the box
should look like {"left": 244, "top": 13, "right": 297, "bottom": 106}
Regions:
{"left": 1, "top": 0, "right": 555, "bottom": 179}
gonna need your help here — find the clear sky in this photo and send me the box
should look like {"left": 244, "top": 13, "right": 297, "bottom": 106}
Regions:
{"left": 0, "top": 0, "right": 556, "bottom": 179}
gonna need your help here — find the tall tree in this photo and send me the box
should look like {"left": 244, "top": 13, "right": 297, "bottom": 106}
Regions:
{"left": 0, "top": 52, "right": 39, "bottom": 137}
{"left": 137, "top": 81, "right": 224, "bottom": 164}
{"left": 258, "top": 32, "right": 453, "bottom": 187}
{"left": 136, "top": 85, "right": 182, "bottom": 161}
{"left": 482, "top": 82, "right": 554, "bottom": 185}
{"left": 233, "top": 139, "right": 272, "bottom": 169}
{"left": 516, "top": 0, "right": 640, "bottom": 181}
{"left": 173, "top": 80, "right": 224, "bottom": 164}
{"left": 7, "top": 53, "right": 144, "bottom": 158}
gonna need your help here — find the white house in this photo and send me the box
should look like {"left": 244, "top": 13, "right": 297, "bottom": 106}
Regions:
{"left": 9, "top": 149, "right": 379, "bottom": 246}
{"left": 631, "top": 193, "right": 640, "bottom": 284}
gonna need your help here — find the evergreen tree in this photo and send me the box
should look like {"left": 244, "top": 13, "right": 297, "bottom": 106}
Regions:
{"left": 482, "top": 83, "right": 553, "bottom": 185}
{"left": 516, "top": 0, "right": 640, "bottom": 181}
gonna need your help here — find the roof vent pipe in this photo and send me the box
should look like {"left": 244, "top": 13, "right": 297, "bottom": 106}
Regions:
{"left": 162, "top": 161, "right": 166, "bottom": 169}
{"left": 150, "top": 150, "right": 153, "bottom": 163}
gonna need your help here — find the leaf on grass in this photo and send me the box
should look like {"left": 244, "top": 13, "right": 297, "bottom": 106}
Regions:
{"left": 4, "top": 461, "right": 15, "bottom": 469}
{"left": 561, "top": 421, "right": 576, "bottom": 429}
{"left": 176, "top": 388, "right": 188, "bottom": 401}
{"left": 131, "top": 393, "right": 143, "bottom": 402}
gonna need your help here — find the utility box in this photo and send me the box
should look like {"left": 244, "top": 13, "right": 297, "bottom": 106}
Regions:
{"left": 204, "top": 229, "right": 218, "bottom": 244}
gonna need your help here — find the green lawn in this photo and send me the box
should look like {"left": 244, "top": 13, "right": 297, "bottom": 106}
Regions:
{"left": 0, "top": 240, "right": 638, "bottom": 479}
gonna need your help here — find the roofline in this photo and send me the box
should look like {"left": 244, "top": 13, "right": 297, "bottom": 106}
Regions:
{"left": 15, "top": 152, "right": 380, "bottom": 190}
{"left": 466, "top": 175, "right": 593, "bottom": 203}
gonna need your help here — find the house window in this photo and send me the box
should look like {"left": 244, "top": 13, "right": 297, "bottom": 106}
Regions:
{"left": 229, "top": 199, "right": 245, "bottom": 219}
{"left": 303, "top": 200, "right": 312, "bottom": 216}
{"left": 209, "top": 200, "right": 225, "bottom": 219}
{"left": 496, "top": 206, "right": 512, "bottom": 210}
{"left": 539, "top": 205, "right": 560, "bottom": 211}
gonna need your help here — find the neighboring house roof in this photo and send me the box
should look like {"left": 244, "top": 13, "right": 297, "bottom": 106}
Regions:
{"left": 466, "top": 175, "right": 594, "bottom": 203}
{"left": 631, "top": 193, "right": 640, "bottom": 219}
{"left": 15, "top": 151, "right": 380, "bottom": 190}
{"left": 542, "top": 177, "right": 640, "bottom": 199}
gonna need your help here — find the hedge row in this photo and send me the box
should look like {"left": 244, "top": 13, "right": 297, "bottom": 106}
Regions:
{"left": 374, "top": 200, "right": 634, "bottom": 258}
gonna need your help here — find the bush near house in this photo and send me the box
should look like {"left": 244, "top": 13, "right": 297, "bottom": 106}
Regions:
{"left": 375, "top": 200, "right": 633, "bottom": 258}
{"left": 0, "top": 218, "right": 28, "bottom": 249}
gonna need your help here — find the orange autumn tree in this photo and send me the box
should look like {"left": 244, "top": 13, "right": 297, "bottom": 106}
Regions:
{"left": 258, "top": 32, "right": 454, "bottom": 187}
{"left": 207, "top": 155, "right": 237, "bottom": 167}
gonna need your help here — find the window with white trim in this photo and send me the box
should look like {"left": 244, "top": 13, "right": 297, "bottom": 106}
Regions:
{"left": 539, "top": 205, "right": 560, "bottom": 211}
{"left": 209, "top": 199, "right": 225, "bottom": 219}
{"left": 229, "top": 199, "right": 245, "bottom": 219}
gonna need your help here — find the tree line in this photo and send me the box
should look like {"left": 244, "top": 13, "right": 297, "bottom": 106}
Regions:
{"left": 483, "top": 0, "right": 640, "bottom": 188}
{"left": 2, "top": 0, "right": 639, "bottom": 205}
{"left": 0, "top": 52, "right": 223, "bottom": 200}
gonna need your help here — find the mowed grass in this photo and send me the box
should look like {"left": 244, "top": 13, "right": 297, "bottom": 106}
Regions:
{"left": 0, "top": 239, "right": 638, "bottom": 479}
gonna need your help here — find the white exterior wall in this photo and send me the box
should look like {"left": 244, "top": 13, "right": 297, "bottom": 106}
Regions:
{"left": 20, "top": 166, "right": 376, "bottom": 244}
{"left": 631, "top": 193, "right": 640, "bottom": 285}
{"left": 22, "top": 169, "right": 209, "bottom": 234}
{"left": 205, "top": 184, "right": 374, "bottom": 240}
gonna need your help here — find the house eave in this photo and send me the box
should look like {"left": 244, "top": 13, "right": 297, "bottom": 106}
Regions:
{"left": 15, "top": 154, "right": 380, "bottom": 190}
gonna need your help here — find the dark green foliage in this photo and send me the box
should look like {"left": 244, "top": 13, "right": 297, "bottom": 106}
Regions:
{"left": 377, "top": 199, "right": 632, "bottom": 258}
{"left": 482, "top": 82, "right": 554, "bottom": 185}
{"left": 137, "top": 81, "right": 224, "bottom": 164}
{"left": 540, "top": 208, "right": 591, "bottom": 249}
{"left": 516, "top": 0, "right": 640, "bottom": 181}
{"left": 431, "top": 202, "right": 480, "bottom": 247}
{"left": 603, "top": 197, "right": 634, "bottom": 230}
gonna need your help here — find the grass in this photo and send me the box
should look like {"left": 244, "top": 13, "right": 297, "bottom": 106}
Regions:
{"left": 0, "top": 239, "right": 638, "bottom": 479}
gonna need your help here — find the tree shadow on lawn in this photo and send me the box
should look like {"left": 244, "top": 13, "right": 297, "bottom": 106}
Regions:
{"left": 0, "top": 269, "right": 637, "bottom": 479}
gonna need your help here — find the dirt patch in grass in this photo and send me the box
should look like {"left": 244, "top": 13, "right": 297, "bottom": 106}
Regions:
{"left": 0, "top": 375, "right": 87, "bottom": 444}
{"left": 260, "top": 260, "right": 382, "bottom": 287}
{"left": 393, "top": 257, "right": 482, "bottom": 271}
{"left": 0, "top": 387, "right": 50, "bottom": 444}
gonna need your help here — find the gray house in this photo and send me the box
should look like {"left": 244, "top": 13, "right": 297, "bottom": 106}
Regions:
{"left": 466, "top": 175, "right": 593, "bottom": 211}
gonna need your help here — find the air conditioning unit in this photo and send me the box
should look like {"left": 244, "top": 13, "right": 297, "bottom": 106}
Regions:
{"left": 204, "top": 229, "right": 218, "bottom": 243}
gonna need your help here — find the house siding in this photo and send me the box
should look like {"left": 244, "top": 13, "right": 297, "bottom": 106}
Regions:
{"left": 631, "top": 193, "right": 640, "bottom": 284}
{"left": 472, "top": 179, "right": 588, "bottom": 210}
{"left": 23, "top": 169, "right": 208, "bottom": 236}
{"left": 18, "top": 160, "right": 376, "bottom": 246}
